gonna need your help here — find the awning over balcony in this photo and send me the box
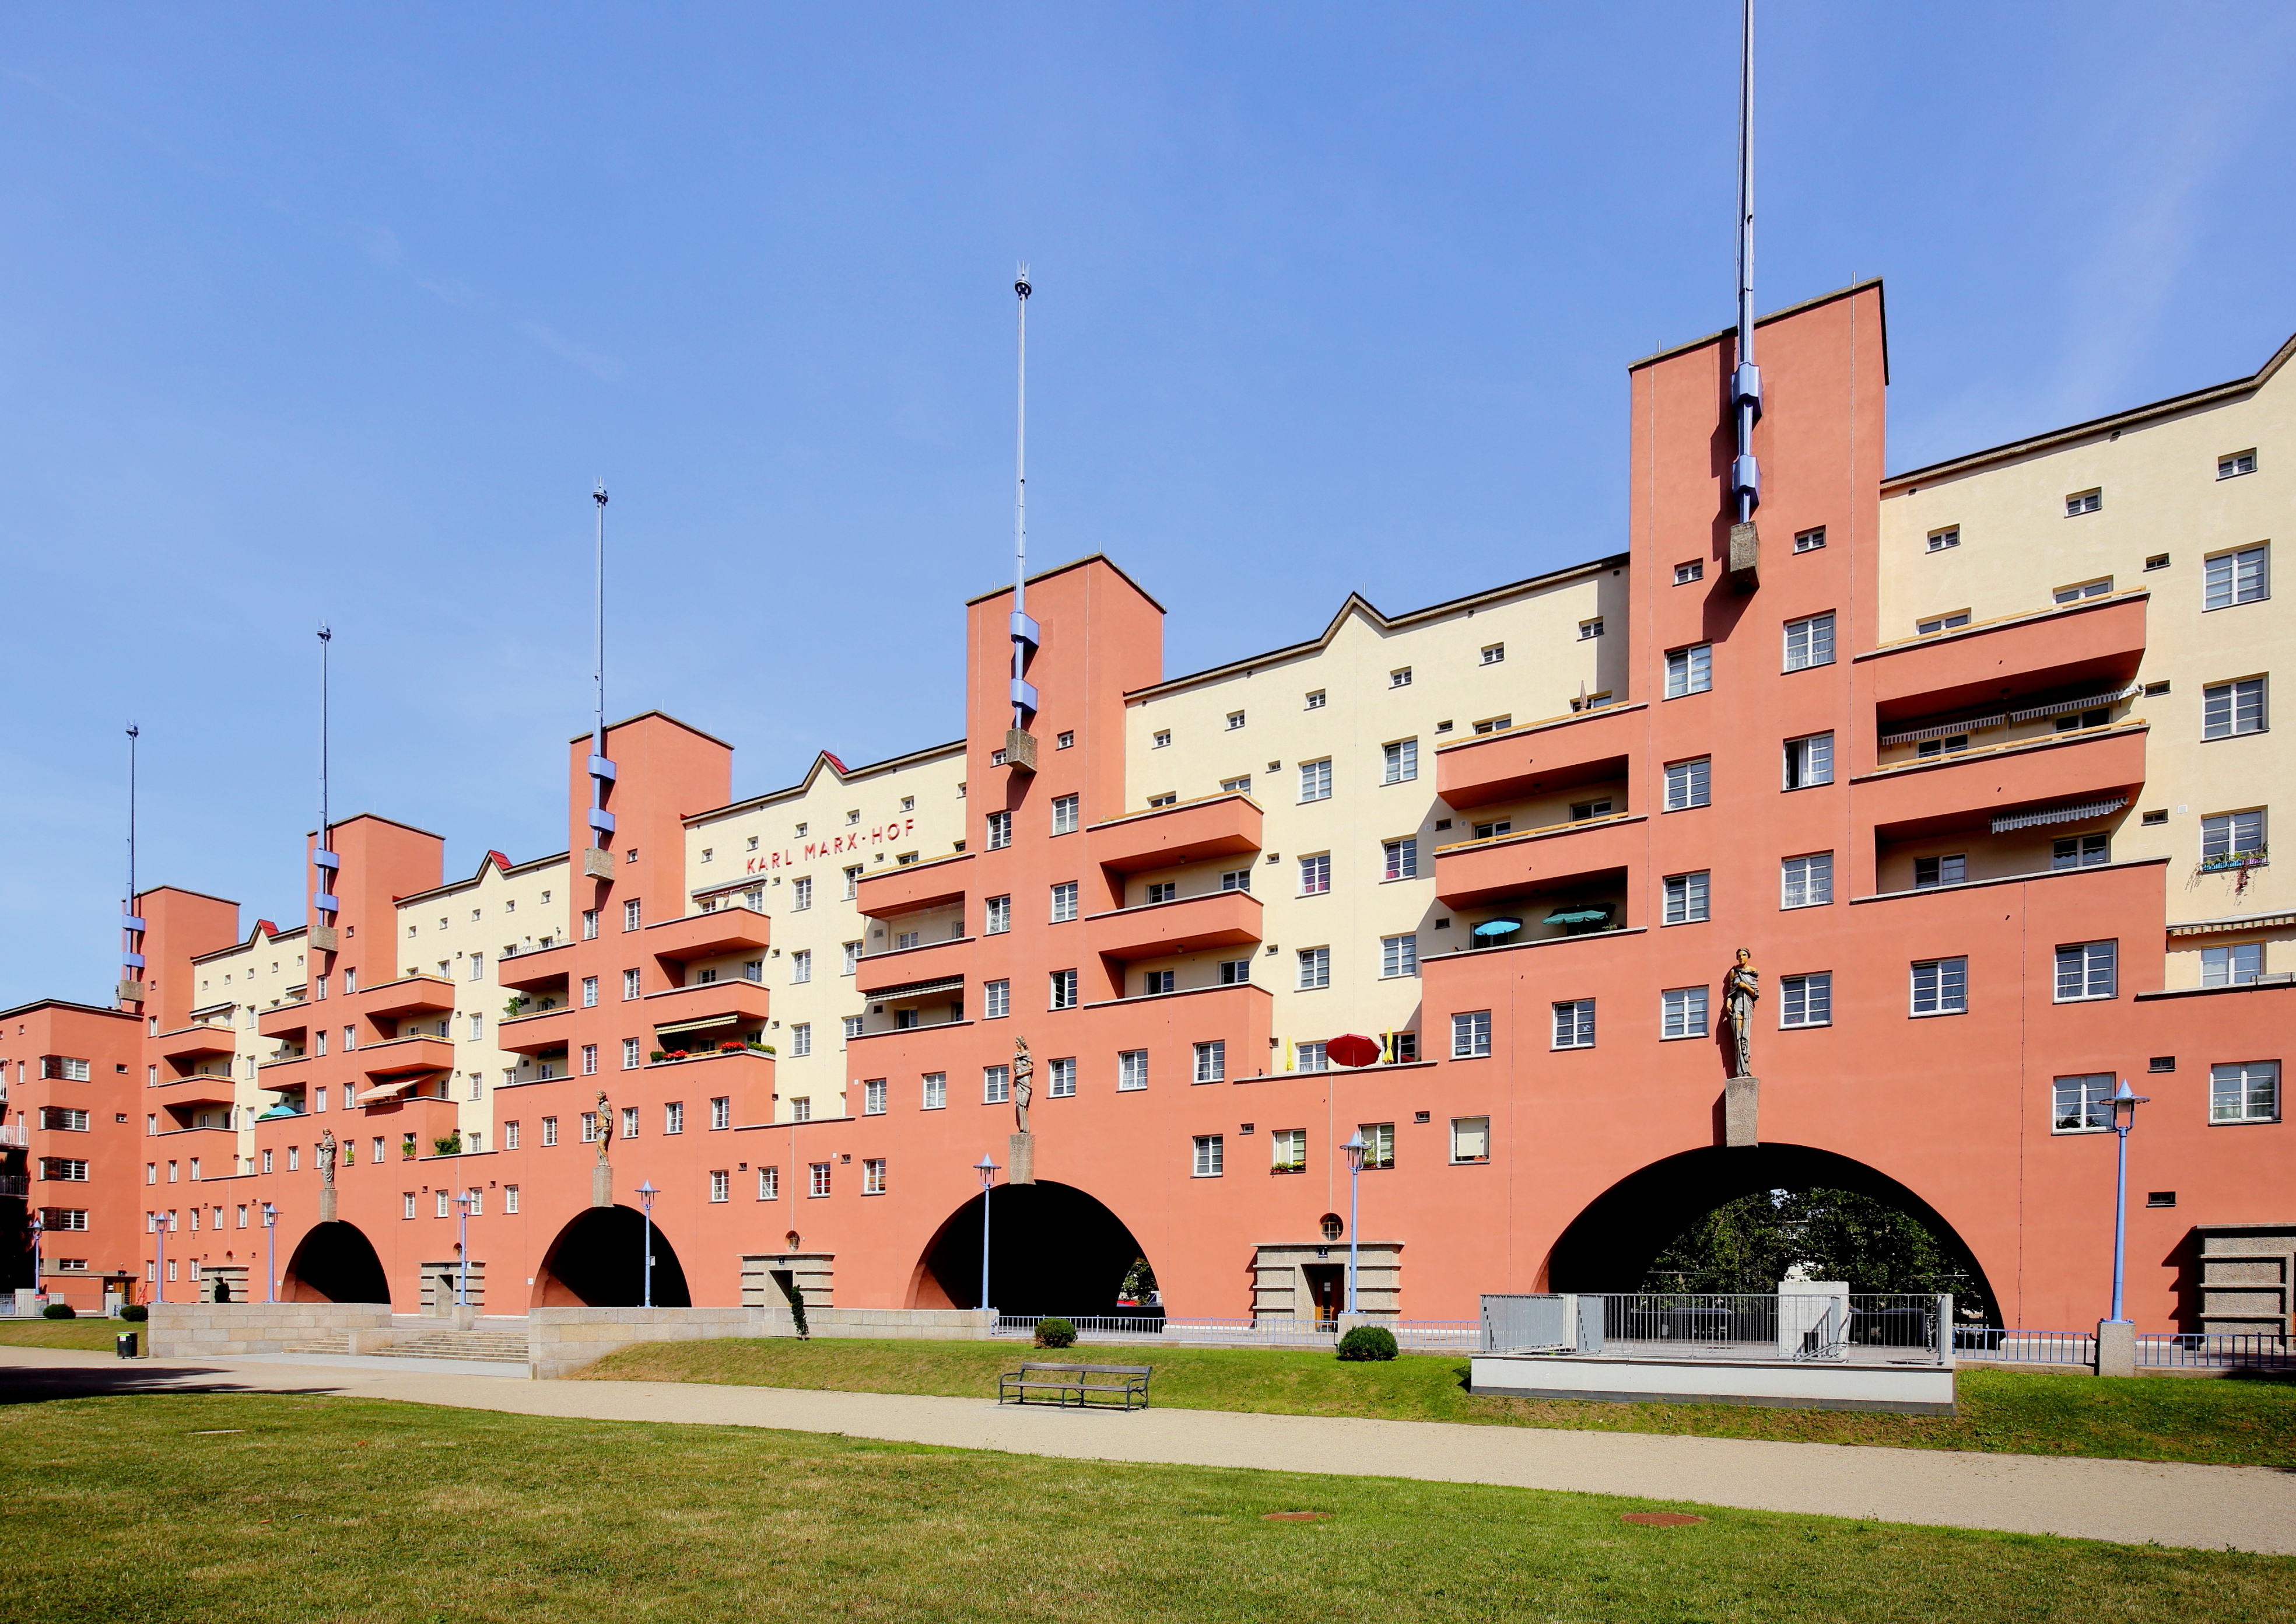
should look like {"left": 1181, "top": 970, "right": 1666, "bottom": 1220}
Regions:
{"left": 656, "top": 1013, "right": 744, "bottom": 1038}
{"left": 359, "top": 1076, "right": 430, "bottom": 1102}
{"left": 1991, "top": 797, "right": 2126, "bottom": 834}
{"left": 871, "top": 976, "right": 965, "bottom": 1002}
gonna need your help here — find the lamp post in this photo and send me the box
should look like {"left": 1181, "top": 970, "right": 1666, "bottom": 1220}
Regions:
{"left": 153, "top": 1212, "right": 167, "bottom": 1306}
{"left": 262, "top": 1204, "right": 276, "bottom": 1303}
{"left": 27, "top": 1213, "right": 43, "bottom": 1305}
{"left": 1341, "top": 1130, "right": 1367, "bottom": 1317}
{"left": 2105, "top": 1079, "right": 2149, "bottom": 1325}
{"left": 635, "top": 1180, "right": 659, "bottom": 1310}
{"left": 973, "top": 1154, "right": 1000, "bottom": 1314}
{"left": 454, "top": 1192, "right": 472, "bottom": 1308}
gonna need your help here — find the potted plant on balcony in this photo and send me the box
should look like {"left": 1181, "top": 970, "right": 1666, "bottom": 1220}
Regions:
{"left": 717, "top": 1040, "right": 746, "bottom": 1055}
{"left": 432, "top": 1131, "right": 462, "bottom": 1157}
{"left": 503, "top": 994, "right": 529, "bottom": 1019}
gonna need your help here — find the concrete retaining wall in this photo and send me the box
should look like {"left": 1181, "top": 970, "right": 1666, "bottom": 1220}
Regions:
{"left": 527, "top": 1306, "right": 1000, "bottom": 1378}
{"left": 150, "top": 1303, "right": 393, "bottom": 1358}
{"left": 1472, "top": 1352, "right": 1957, "bottom": 1415}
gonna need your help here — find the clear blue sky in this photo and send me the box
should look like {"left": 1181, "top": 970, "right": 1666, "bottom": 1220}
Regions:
{"left": 3, "top": 2, "right": 2290, "bottom": 1000}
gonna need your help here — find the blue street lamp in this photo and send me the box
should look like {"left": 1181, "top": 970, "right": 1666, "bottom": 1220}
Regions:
{"left": 2105, "top": 1079, "right": 2149, "bottom": 1325}
{"left": 973, "top": 1154, "right": 1000, "bottom": 1314}
{"left": 455, "top": 1191, "right": 472, "bottom": 1307}
{"left": 635, "top": 1180, "right": 659, "bottom": 1309}
{"left": 262, "top": 1204, "right": 276, "bottom": 1303}
{"left": 1341, "top": 1131, "right": 1367, "bottom": 1317}
{"left": 27, "top": 1213, "right": 43, "bottom": 1305}
{"left": 153, "top": 1211, "right": 168, "bottom": 1306}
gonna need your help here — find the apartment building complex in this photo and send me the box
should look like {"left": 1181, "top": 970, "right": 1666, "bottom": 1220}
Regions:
{"left": 3, "top": 282, "right": 2287, "bottom": 1335}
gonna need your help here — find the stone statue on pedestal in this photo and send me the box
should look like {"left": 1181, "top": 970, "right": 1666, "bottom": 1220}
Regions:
{"left": 1723, "top": 949, "right": 1760, "bottom": 1079}
{"left": 1011, "top": 1037, "right": 1033, "bottom": 1136}
{"left": 594, "top": 1091, "right": 614, "bottom": 1162}
{"left": 317, "top": 1129, "right": 337, "bottom": 1186}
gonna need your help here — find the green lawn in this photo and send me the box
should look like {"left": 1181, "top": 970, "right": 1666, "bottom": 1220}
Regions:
{"left": 580, "top": 1337, "right": 2296, "bottom": 1469}
{"left": 2, "top": 1391, "right": 2288, "bottom": 1623}
{"left": 0, "top": 1318, "right": 134, "bottom": 1352}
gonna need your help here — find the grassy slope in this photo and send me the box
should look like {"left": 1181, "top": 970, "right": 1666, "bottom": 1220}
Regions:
{"left": 579, "top": 1338, "right": 2296, "bottom": 1468}
{"left": 2, "top": 1391, "right": 2290, "bottom": 1624}
{"left": 0, "top": 1319, "right": 135, "bottom": 1352}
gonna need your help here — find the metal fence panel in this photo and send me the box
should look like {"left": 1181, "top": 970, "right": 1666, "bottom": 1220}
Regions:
{"left": 1480, "top": 1294, "right": 1573, "bottom": 1353}
{"left": 2138, "top": 1332, "right": 2295, "bottom": 1370}
{"left": 1953, "top": 1328, "right": 2096, "bottom": 1364}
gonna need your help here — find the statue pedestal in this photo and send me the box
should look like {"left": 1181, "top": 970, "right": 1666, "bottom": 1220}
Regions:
{"left": 1723, "top": 1076, "right": 1759, "bottom": 1147}
{"left": 1007, "top": 1132, "right": 1035, "bottom": 1185}
{"left": 318, "top": 1186, "right": 338, "bottom": 1224}
{"left": 591, "top": 1162, "right": 613, "bottom": 1208}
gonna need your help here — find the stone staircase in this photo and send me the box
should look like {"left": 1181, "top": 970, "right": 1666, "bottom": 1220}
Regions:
{"left": 380, "top": 1329, "right": 530, "bottom": 1364}
{"left": 280, "top": 1334, "right": 355, "bottom": 1355}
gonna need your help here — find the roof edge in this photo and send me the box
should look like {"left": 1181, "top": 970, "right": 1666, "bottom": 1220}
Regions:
{"left": 964, "top": 552, "right": 1166, "bottom": 614}
{"left": 1630, "top": 279, "right": 1887, "bottom": 375}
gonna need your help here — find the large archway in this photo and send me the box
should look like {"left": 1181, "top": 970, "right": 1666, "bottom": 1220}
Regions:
{"left": 914, "top": 1181, "right": 1149, "bottom": 1316}
{"left": 281, "top": 1221, "right": 391, "bottom": 1304}
{"left": 534, "top": 1205, "right": 692, "bottom": 1307}
{"left": 1547, "top": 1144, "right": 1999, "bottom": 1318}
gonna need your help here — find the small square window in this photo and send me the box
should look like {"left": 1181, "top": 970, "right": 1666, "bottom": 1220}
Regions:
{"left": 2065, "top": 488, "right": 2102, "bottom": 516}
{"left": 1578, "top": 618, "right": 1604, "bottom": 640}
{"left": 1793, "top": 526, "right": 1826, "bottom": 553}
{"left": 1926, "top": 527, "right": 1960, "bottom": 552}
{"left": 2218, "top": 449, "right": 2257, "bottom": 479}
{"left": 1452, "top": 1010, "right": 1492, "bottom": 1058}
{"left": 1056, "top": 731, "right": 1075, "bottom": 749}
{"left": 1674, "top": 560, "right": 1704, "bottom": 584}
{"left": 1152, "top": 730, "right": 1171, "bottom": 749}
{"left": 1389, "top": 667, "right": 1412, "bottom": 688}
{"left": 2053, "top": 578, "right": 2112, "bottom": 604}
{"left": 1226, "top": 711, "right": 1246, "bottom": 730}
{"left": 2145, "top": 554, "right": 2171, "bottom": 572}
{"left": 1917, "top": 611, "right": 1972, "bottom": 635}
{"left": 1305, "top": 690, "right": 1326, "bottom": 710}
{"left": 1480, "top": 643, "right": 1504, "bottom": 664}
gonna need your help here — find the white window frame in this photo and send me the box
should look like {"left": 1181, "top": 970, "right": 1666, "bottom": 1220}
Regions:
{"left": 983, "top": 979, "right": 1010, "bottom": 1019}
{"left": 1193, "top": 1040, "right": 1225, "bottom": 1083}
{"left": 1661, "top": 871, "right": 1710, "bottom": 925}
{"left": 1660, "top": 986, "right": 1709, "bottom": 1041}
{"left": 1450, "top": 1116, "right": 1491, "bottom": 1164}
{"left": 1382, "top": 738, "right": 1418, "bottom": 785}
{"left": 1382, "top": 838, "right": 1418, "bottom": 881}
{"left": 2053, "top": 940, "right": 2116, "bottom": 1002}
{"left": 1050, "top": 881, "right": 1078, "bottom": 922}
{"left": 1452, "top": 1009, "right": 1493, "bottom": 1058}
{"left": 2052, "top": 1072, "right": 2113, "bottom": 1133}
{"left": 1297, "top": 946, "right": 1331, "bottom": 989}
{"left": 1664, "top": 643, "right": 1713, "bottom": 698}
{"left": 1051, "top": 794, "right": 1079, "bottom": 834}
{"left": 1298, "top": 758, "right": 1333, "bottom": 803}
{"left": 1192, "top": 1135, "right": 1224, "bottom": 1177}
{"left": 2202, "top": 677, "right": 2267, "bottom": 739}
{"left": 1380, "top": 934, "right": 1418, "bottom": 978}
{"left": 1911, "top": 957, "right": 1969, "bottom": 1016}
{"left": 1664, "top": 758, "right": 1712, "bottom": 811}
{"left": 1780, "top": 853, "right": 1834, "bottom": 910}
{"left": 922, "top": 1073, "right": 947, "bottom": 1110}
{"left": 1118, "top": 1050, "right": 1148, "bottom": 1092}
{"left": 1048, "top": 1057, "right": 1075, "bottom": 1098}
{"left": 1779, "top": 971, "right": 1832, "bottom": 1028}
{"left": 1782, "top": 732, "right": 1834, "bottom": 789}
{"left": 2210, "top": 1061, "right": 2280, "bottom": 1125}
{"left": 1782, "top": 612, "right": 1836, "bottom": 671}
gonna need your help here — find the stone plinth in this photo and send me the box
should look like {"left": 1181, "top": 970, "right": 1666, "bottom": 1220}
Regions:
{"left": 1724, "top": 1076, "right": 1759, "bottom": 1147}
{"left": 150, "top": 1302, "right": 392, "bottom": 1358}
{"left": 1007, "top": 1131, "right": 1035, "bottom": 1185}
{"left": 2095, "top": 1318, "right": 2137, "bottom": 1378}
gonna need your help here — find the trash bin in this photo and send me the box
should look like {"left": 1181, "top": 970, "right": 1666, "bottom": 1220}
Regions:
{"left": 115, "top": 1332, "right": 138, "bottom": 1360}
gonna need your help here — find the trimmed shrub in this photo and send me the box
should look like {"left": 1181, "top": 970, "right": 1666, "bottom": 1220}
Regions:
{"left": 1035, "top": 1317, "right": 1078, "bottom": 1349}
{"left": 118, "top": 1303, "right": 148, "bottom": 1322}
{"left": 41, "top": 1302, "right": 77, "bottom": 1320}
{"left": 1335, "top": 1325, "right": 1398, "bottom": 1362}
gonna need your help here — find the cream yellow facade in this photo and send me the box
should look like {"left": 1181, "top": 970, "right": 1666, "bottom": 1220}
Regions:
{"left": 1880, "top": 335, "right": 2293, "bottom": 988}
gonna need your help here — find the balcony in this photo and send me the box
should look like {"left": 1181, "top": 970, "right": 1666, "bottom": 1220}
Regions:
{"left": 1083, "top": 890, "right": 1263, "bottom": 963}
{"left": 255, "top": 1002, "right": 312, "bottom": 1043}
{"left": 646, "top": 906, "right": 770, "bottom": 964}
{"left": 496, "top": 1003, "right": 577, "bottom": 1058}
{"left": 152, "top": 1073, "right": 239, "bottom": 1107}
{"left": 255, "top": 1054, "right": 311, "bottom": 1092}
{"left": 1435, "top": 702, "right": 1646, "bottom": 812}
{"left": 155, "top": 1023, "right": 238, "bottom": 1064}
{"left": 1433, "top": 812, "right": 1646, "bottom": 909}
{"left": 1860, "top": 591, "right": 2148, "bottom": 727}
{"left": 496, "top": 939, "right": 579, "bottom": 993}
{"left": 855, "top": 851, "right": 973, "bottom": 919}
{"left": 1087, "top": 794, "right": 1262, "bottom": 875}
{"left": 358, "top": 1034, "right": 458, "bottom": 1080}
{"left": 642, "top": 979, "right": 772, "bottom": 1042}
{"left": 355, "top": 975, "right": 457, "bottom": 1021}
{"left": 643, "top": 1047, "right": 775, "bottom": 1123}
{"left": 856, "top": 936, "right": 975, "bottom": 998}
{"left": 1853, "top": 721, "right": 2149, "bottom": 843}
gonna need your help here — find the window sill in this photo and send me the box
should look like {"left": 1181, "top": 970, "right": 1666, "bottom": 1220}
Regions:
{"left": 1778, "top": 1021, "right": 1832, "bottom": 1031}
{"left": 2051, "top": 1126, "right": 2110, "bottom": 1136}
{"left": 2051, "top": 995, "right": 2118, "bottom": 1005}
{"left": 1450, "top": 1157, "right": 1491, "bottom": 1166}
{"left": 1661, "top": 916, "right": 1710, "bottom": 928}
{"left": 1909, "top": 1009, "right": 1967, "bottom": 1019}
{"left": 2209, "top": 1116, "right": 2281, "bottom": 1127}
{"left": 1658, "top": 1032, "right": 1709, "bottom": 1042}
{"left": 2201, "top": 729, "right": 2269, "bottom": 742}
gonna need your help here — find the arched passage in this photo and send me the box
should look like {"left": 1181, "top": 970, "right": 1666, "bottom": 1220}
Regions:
{"left": 534, "top": 1205, "right": 692, "bottom": 1308}
{"left": 281, "top": 1221, "right": 391, "bottom": 1304}
{"left": 1547, "top": 1144, "right": 1999, "bottom": 1319}
{"left": 914, "top": 1181, "right": 1149, "bottom": 1316}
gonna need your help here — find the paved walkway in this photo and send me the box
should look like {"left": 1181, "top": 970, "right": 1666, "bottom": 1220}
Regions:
{"left": 5, "top": 1348, "right": 2291, "bottom": 1555}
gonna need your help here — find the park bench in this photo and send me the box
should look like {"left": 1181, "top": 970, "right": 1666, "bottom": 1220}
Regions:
{"left": 997, "top": 1360, "right": 1152, "bottom": 1411}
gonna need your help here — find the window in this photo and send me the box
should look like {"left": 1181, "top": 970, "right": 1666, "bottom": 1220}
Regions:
{"left": 1472, "top": 716, "right": 1512, "bottom": 735}
{"left": 1050, "top": 969, "right": 1078, "bottom": 1009}
{"left": 1056, "top": 732, "right": 1074, "bottom": 750}
{"left": 1578, "top": 618, "right": 1604, "bottom": 640}
{"left": 921, "top": 1073, "right": 946, "bottom": 1110}
{"left": 984, "top": 894, "right": 1011, "bottom": 934}
{"left": 2053, "top": 578, "right": 2112, "bottom": 604}
{"left": 1296, "top": 1042, "right": 1327, "bottom": 1073}
{"left": 1450, "top": 1117, "right": 1491, "bottom": 1164}
{"left": 541, "top": 1116, "right": 559, "bottom": 1147}
{"left": 1390, "top": 667, "right": 1412, "bottom": 687}
{"left": 1793, "top": 526, "right": 1826, "bottom": 553}
{"left": 1299, "top": 759, "right": 1333, "bottom": 802}
{"left": 1305, "top": 689, "right": 1326, "bottom": 709}
{"left": 2055, "top": 940, "right": 2116, "bottom": 1002}
{"left": 2065, "top": 488, "right": 2101, "bottom": 516}
{"left": 1381, "top": 935, "right": 1418, "bottom": 978}
{"left": 1192, "top": 1135, "right": 1224, "bottom": 1177}
{"left": 1664, "top": 758, "right": 1711, "bottom": 810}
{"left": 2053, "top": 708, "right": 2110, "bottom": 733}
{"left": 1783, "top": 732, "right": 1834, "bottom": 789}
{"left": 1141, "top": 970, "right": 1175, "bottom": 996}
{"left": 1299, "top": 853, "right": 1331, "bottom": 895}
{"left": 1051, "top": 794, "right": 1079, "bottom": 835}
{"left": 2053, "top": 1073, "right": 2113, "bottom": 1132}
{"left": 1480, "top": 642, "right": 1505, "bottom": 665}
{"left": 1049, "top": 1058, "right": 1075, "bottom": 1097}
{"left": 1226, "top": 710, "right": 1246, "bottom": 731}
{"left": 40, "top": 1159, "right": 89, "bottom": 1182}
{"left": 984, "top": 979, "right": 1010, "bottom": 1019}
{"left": 663, "top": 1100, "right": 685, "bottom": 1135}
{"left": 1271, "top": 1128, "right": 1306, "bottom": 1172}
{"left": 1146, "top": 881, "right": 1177, "bottom": 905}
{"left": 1220, "top": 869, "right": 1252, "bottom": 893}
{"left": 1382, "top": 838, "right": 1418, "bottom": 881}
{"left": 2202, "top": 810, "right": 2266, "bottom": 864}
{"left": 1780, "top": 972, "right": 1832, "bottom": 1027}
{"left": 842, "top": 941, "right": 861, "bottom": 975}
{"left": 2204, "top": 545, "right": 2269, "bottom": 610}
{"left": 1297, "top": 947, "right": 1330, "bottom": 989}
{"left": 843, "top": 866, "right": 863, "bottom": 900}
{"left": 580, "top": 1044, "right": 598, "bottom": 1076}
{"left": 623, "top": 900, "right": 642, "bottom": 931}
{"left": 2203, "top": 676, "right": 2272, "bottom": 740}
{"left": 1911, "top": 957, "right": 1968, "bottom": 1016}
{"left": 1663, "top": 871, "right": 1710, "bottom": 925}
{"left": 38, "top": 1107, "right": 88, "bottom": 1132}
{"left": 862, "top": 1158, "right": 886, "bottom": 1196}
{"left": 1660, "top": 986, "right": 1710, "bottom": 1040}
{"left": 577, "top": 974, "right": 598, "bottom": 1009}
{"left": 622, "top": 968, "right": 641, "bottom": 1000}
{"left": 1193, "top": 1041, "right": 1225, "bottom": 1083}
{"left": 699, "top": 1169, "right": 727, "bottom": 1203}
{"left": 2052, "top": 834, "right": 2110, "bottom": 869}
{"left": 1918, "top": 611, "right": 1971, "bottom": 635}
{"left": 809, "top": 1163, "right": 832, "bottom": 1198}
{"left": 582, "top": 909, "right": 599, "bottom": 940}
{"left": 1780, "top": 853, "right": 1833, "bottom": 909}
{"left": 980, "top": 810, "right": 1015, "bottom": 852}
{"left": 791, "top": 950, "right": 812, "bottom": 984}
{"left": 2146, "top": 554, "right": 2170, "bottom": 572}
{"left": 1452, "top": 1009, "right": 1493, "bottom": 1058}
{"left": 2220, "top": 448, "right": 2258, "bottom": 479}
{"left": 1674, "top": 560, "right": 1705, "bottom": 584}
{"left": 1218, "top": 958, "right": 1252, "bottom": 984}
{"left": 1119, "top": 1051, "right": 1148, "bottom": 1092}
{"left": 470, "top": 1013, "right": 485, "bottom": 1041}
{"left": 1382, "top": 739, "right": 1418, "bottom": 784}
{"left": 1571, "top": 799, "right": 1613, "bottom": 821}
{"left": 614, "top": 1105, "right": 635, "bottom": 1140}
{"left": 1926, "top": 526, "right": 1960, "bottom": 552}
{"left": 705, "top": 1095, "right": 730, "bottom": 1131}
{"left": 1147, "top": 793, "right": 1177, "bottom": 808}
{"left": 467, "top": 954, "right": 484, "bottom": 982}
{"left": 1664, "top": 643, "right": 1713, "bottom": 697}
{"left": 790, "top": 1096, "right": 812, "bottom": 1122}
{"left": 984, "top": 1065, "right": 1011, "bottom": 1105}
{"left": 2211, "top": 1061, "right": 2280, "bottom": 1124}
{"left": 1220, "top": 775, "right": 1252, "bottom": 794}
{"left": 1783, "top": 612, "right": 1835, "bottom": 671}
{"left": 1915, "top": 735, "right": 1969, "bottom": 758}
{"left": 783, "top": 1022, "right": 809, "bottom": 1059}
{"left": 1151, "top": 730, "right": 1171, "bottom": 750}
{"left": 757, "top": 1166, "right": 780, "bottom": 1200}
{"left": 1545, "top": 999, "right": 1593, "bottom": 1049}
{"left": 1049, "top": 881, "right": 1079, "bottom": 922}
{"left": 2202, "top": 943, "right": 2263, "bottom": 988}
{"left": 791, "top": 876, "right": 812, "bottom": 912}
{"left": 433, "top": 1189, "right": 450, "bottom": 1218}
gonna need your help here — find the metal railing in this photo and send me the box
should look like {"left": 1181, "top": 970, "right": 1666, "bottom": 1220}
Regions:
{"left": 2139, "top": 1333, "right": 2294, "bottom": 1370}
{"left": 1953, "top": 1328, "right": 2095, "bottom": 1364}
{"left": 1482, "top": 1292, "right": 1952, "bottom": 1364}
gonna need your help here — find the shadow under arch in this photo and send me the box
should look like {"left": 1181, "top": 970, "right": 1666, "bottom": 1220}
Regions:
{"left": 281, "top": 1220, "right": 391, "bottom": 1304}
{"left": 1546, "top": 1143, "right": 1999, "bottom": 1312}
{"left": 534, "top": 1205, "right": 692, "bottom": 1308}
{"left": 912, "top": 1181, "right": 1150, "bottom": 1316}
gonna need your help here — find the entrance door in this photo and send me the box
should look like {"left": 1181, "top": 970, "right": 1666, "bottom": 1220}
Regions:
{"left": 1302, "top": 1265, "right": 1345, "bottom": 1325}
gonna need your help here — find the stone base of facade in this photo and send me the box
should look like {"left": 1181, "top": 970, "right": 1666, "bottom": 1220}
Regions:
{"left": 1472, "top": 1352, "right": 1955, "bottom": 1415}
{"left": 150, "top": 1302, "right": 393, "bottom": 1358}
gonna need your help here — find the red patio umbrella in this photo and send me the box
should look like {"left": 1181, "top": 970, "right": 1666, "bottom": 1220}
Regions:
{"left": 1325, "top": 1033, "right": 1382, "bottom": 1069}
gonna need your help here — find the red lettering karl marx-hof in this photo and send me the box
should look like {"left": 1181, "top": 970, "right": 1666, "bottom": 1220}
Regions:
{"left": 742, "top": 817, "right": 916, "bottom": 876}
